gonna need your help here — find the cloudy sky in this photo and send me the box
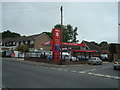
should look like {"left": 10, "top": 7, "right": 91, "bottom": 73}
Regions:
{"left": 2, "top": 2, "right": 118, "bottom": 43}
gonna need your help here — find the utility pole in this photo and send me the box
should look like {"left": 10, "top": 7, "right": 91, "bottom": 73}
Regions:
{"left": 60, "top": 6, "right": 63, "bottom": 65}
{"left": 118, "top": 23, "right": 120, "bottom": 43}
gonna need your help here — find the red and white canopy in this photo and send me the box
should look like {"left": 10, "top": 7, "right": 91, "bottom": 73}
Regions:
{"left": 73, "top": 50, "right": 97, "bottom": 53}
{"left": 41, "top": 41, "right": 53, "bottom": 46}
{"left": 41, "top": 41, "right": 86, "bottom": 47}
{"left": 41, "top": 41, "right": 97, "bottom": 53}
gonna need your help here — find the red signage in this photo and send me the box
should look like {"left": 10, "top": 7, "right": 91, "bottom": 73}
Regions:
{"left": 62, "top": 42, "right": 86, "bottom": 46}
{"left": 52, "top": 28, "right": 61, "bottom": 62}
{"left": 41, "top": 41, "right": 53, "bottom": 46}
{"left": 73, "top": 50, "right": 97, "bottom": 53}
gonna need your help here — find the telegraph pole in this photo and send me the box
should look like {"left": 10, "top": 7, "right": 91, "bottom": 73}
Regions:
{"left": 60, "top": 6, "right": 63, "bottom": 65}
{"left": 118, "top": 23, "right": 120, "bottom": 43}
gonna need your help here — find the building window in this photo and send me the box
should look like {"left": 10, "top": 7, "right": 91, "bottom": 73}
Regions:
{"left": 23, "top": 41, "right": 25, "bottom": 44}
{"left": 16, "top": 42, "right": 19, "bottom": 46}
{"left": 28, "top": 41, "right": 30, "bottom": 44}
{"left": 21, "top": 42, "right": 23, "bottom": 44}
{"left": 30, "top": 40, "right": 34, "bottom": 44}
{"left": 25, "top": 41, "right": 28, "bottom": 44}
{"left": 19, "top": 42, "right": 21, "bottom": 45}
{"left": 13, "top": 42, "right": 16, "bottom": 45}
{"left": 0, "top": 42, "right": 1, "bottom": 45}
{"left": 5, "top": 43, "right": 7, "bottom": 46}
{"left": 7, "top": 43, "right": 9, "bottom": 46}
{"left": 9, "top": 42, "right": 12, "bottom": 45}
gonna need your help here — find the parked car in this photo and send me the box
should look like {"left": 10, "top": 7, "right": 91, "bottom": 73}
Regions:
{"left": 88, "top": 57, "right": 103, "bottom": 65}
{"left": 77, "top": 56, "right": 88, "bottom": 61}
{"left": 47, "top": 55, "right": 52, "bottom": 60}
{"left": 47, "top": 55, "right": 65, "bottom": 61}
{"left": 113, "top": 58, "right": 120, "bottom": 70}
{"left": 71, "top": 56, "right": 79, "bottom": 61}
{"left": 2, "top": 50, "right": 14, "bottom": 57}
{"left": 64, "top": 55, "right": 79, "bottom": 61}
{"left": 46, "top": 55, "right": 79, "bottom": 62}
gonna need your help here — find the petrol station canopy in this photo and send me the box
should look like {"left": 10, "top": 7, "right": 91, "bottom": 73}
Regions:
{"left": 41, "top": 41, "right": 85, "bottom": 47}
{"left": 41, "top": 41, "right": 97, "bottom": 53}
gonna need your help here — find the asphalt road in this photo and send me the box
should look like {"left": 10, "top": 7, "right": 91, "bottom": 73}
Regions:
{"left": 2, "top": 58, "right": 120, "bottom": 88}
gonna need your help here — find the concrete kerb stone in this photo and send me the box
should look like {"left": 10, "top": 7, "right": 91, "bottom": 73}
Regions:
{"left": 5, "top": 57, "right": 88, "bottom": 67}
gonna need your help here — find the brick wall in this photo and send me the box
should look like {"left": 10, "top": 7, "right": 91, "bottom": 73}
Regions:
{"left": 101, "top": 44, "right": 120, "bottom": 61}
{"left": 113, "top": 54, "right": 118, "bottom": 61}
{"left": 34, "top": 34, "right": 52, "bottom": 51}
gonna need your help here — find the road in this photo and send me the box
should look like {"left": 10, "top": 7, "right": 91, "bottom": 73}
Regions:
{"left": 2, "top": 58, "right": 120, "bottom": 88}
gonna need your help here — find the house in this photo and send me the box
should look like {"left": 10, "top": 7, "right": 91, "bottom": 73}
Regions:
{"left": 79, "top": 40, "right": 101, "bottom": 58}
{"left": 2, "top": 32, "right": 52, "bottom": 51}
{"left": 101, "top": 44, "right": 120, "bottom": 61}
{"left": 0, "top": 33, "right": 1, "bottom": 46}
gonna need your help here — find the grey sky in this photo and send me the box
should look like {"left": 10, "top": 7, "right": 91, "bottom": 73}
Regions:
{"left": 2, "top": 2, "right": 118, "bottom": 43}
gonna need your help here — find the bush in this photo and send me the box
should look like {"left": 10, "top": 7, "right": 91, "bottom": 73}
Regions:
{"left": 14, "top": 44, "right": 29, "bottom": 53}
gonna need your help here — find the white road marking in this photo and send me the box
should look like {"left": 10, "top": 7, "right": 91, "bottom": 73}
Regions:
{"left": 79, "top": 69, "right": 97, "bottom": 73}
{"left": 77, "top": 70, "right": 120, "bottom": 80}
{"left": 38, "top": 64, "right": 120, "bottom": 80}
{"left": 102, "top": 66, "right": 111, "bottom": 68}
{"left": 111, "top": 76, "right": 120, "bottom": 79}
{"left": 87, "top": 73, "right": 120, "bottom": 80}
{"left": 105, "top": 75, "right": 112, "bottom": 78}
{"left": 71, "top": 70, "right": 77, "bottom": 73}
{"left": 93, "top": 73, "right": 105, "bottom": 77}
{"left": 57, "top": 68, "right": 63, "bottom": 70}
{"left": 90, "top": 69, "right": 96, "bottom": 71}
{"left": 50, "top": 67, "right": 56, "bottom": 69}
{"left": 63, "top": 69, "right": 68, "bottom": 71}
{"left": 87, "top": 72, "right": 94, "bottom": 75}
{"left": 78, "top": 71, "right": 86, "bottom": 74}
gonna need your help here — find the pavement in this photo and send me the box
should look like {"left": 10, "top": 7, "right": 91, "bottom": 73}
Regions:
{"left": 2, "top": 58, "right": 120, "bottom": 88}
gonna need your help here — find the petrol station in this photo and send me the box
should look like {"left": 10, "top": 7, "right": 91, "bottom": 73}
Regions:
{"left": 41, "top": 6, "right": 97, "bottom": 64}
{"left": 41, "top": 28, "right": 97, "bottom": 63}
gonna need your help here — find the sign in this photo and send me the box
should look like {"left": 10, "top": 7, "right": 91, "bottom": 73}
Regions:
{"left": 52, "top": 28, "right": 61, "bottom": 62}
{"left": 62, "top": 42, "right": 86, "bottom": 46}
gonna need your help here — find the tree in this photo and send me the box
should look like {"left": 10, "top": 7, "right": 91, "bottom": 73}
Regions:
{"left": 43, "top": 32, "right": 52, "bottom": 38}
{"left": 0, "top": 33, "right": 2, "bottom": 38}
{"left": 90, "top": 41, "right": 99, "bottom": 46}
{"left": 99, "top": 41, "right": 108, "bottom": 47}
{"left": 109, "top": 44, "right": 117, "bottom": 61}
{"left": 73, "top": 27, "right": 79, "bottom": 42}
{"left": 54, "top": 24, "right": 79, "bottom": 43}
{"left": 2, "top": 30, "right": 21, "bottom": 39}
{"left": 14, "top": 44, "right": 29, "bottom": 53}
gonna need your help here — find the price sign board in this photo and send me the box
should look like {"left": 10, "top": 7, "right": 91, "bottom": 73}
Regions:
{"left": 52, "top": 28, "right": 61, "bottom": 62}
